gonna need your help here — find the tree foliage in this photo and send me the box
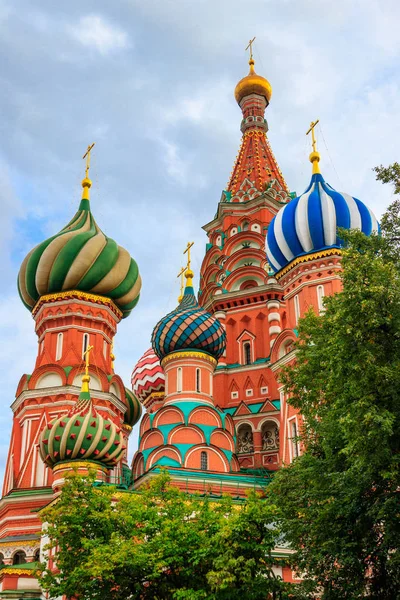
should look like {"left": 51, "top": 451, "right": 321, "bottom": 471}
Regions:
{"left": 269, "top": 176, "right": 400, "bottom": 598}
{"left": 39, "top": 471, "right": 294, "bottom": 600}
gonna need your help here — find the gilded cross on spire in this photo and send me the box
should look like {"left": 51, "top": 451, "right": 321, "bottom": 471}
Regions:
{"left": 306, "top": 120, "right": 321, "bottom": 175}
{"left": 81, "top": 344, "right": 94, "bottom": 393}
{"left": 81, "top": 142, "right": 95, "bottom": 201}
{"left": 245, "top": 37, "right": 256, "bottom": 60}
{"left": 177, "top": 266, "right": 186, "bottom": 303}
{"left": 183, "top": 241, "right": 194, "bottom": 288}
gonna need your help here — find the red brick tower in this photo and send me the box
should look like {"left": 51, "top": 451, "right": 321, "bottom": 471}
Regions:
{"left": 0, "top": 149, "right": 142, "bottom": 597}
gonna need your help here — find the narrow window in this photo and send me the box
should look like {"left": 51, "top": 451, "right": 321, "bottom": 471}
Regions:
{"left": 13, "top": 551, "right": 26, "bottom": 565}
{"left": 317, "top": 285, "right": 325, "bottom": 314}
{"left": 177, "top": 367, "right": 182, "bottom": 393}
{"left": 209, "top": 372, "right": 213, "bottom": 396}
{"left": 244, "top": 342, "right": 251, "bottom": 365}
{"left": 56, "top": 332, "right": 63, "bottom": 361}
{"left": 291, "top": 421, "right": 299, "bottom": 458}
{"left": 196, "top": 368, "right": 201, "bottom": 393}
{"left": 294, "top": 295, "right": 300, "bottom": 325}
{"left": 82, "top": 333, "right": 89, "bottom": 358}
{"left": 103, "top": 340, "right": 107, "bottom": 359}
{"left": 243, "top": 221, "right": 249, "bottom": 231}
{"left": 200, "top": 451, "right": 208, "bottom": 471}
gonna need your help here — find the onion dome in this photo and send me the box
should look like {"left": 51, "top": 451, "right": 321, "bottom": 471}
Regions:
{"left": 266, "top": 149, "right": 379, "bottom": 275}
{"left": 18, "top": 160, "right": 141, "bottom": 318}
{"left": 131, "top": 348, "right": 165, "bottom": 403}
{"left": 152, "top": 269, "right": 226, "bottom": 361}
{"left": 39, "top": 374, "right": 125, "bottom": 468}
{"left": 234, "top": 57, "right": 272, "bottom": 105}
{"left": 123, "top": 387, "right": 142, "bottom": 427}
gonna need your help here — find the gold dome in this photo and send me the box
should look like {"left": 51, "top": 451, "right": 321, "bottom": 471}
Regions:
{"left": 234, "top": 58, "right": 272, "bottom": 105}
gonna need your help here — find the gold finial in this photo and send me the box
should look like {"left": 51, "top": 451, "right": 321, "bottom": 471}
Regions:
{"left": 306, "top": 120, "right": 320, "bottom": 174}
{"left": 81, "top": 142, "right": 95, "bottom": 200}
{"left": 245, "top": 37, "right": 256, "bottom": 73}
{"left": 81, "top": 344, "right": 94, "bottom": 393}
{"left": 183, "top": 241, "right": 194, "bottom": 287}
{"left": 177, "top": 266, "right": 186, "bottom": 303}
{"left": 110, "top": 341, "right": 115, "bottom": 372}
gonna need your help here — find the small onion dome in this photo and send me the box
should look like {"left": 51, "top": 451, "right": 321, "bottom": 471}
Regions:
{"left": 151, "top": 271, "right": 226, "bottom": 361}
{"left": 266, "top": 171, "right": 379, "bottom": 274}
{"left": 234, "top": 58, "right": 272, "bottom": 105}
{"left": 123, "top": 387, "right": 142, "bottom": 427}
{"left": 38, "top": 388, "right": 125, "bottom": 468}
{"left": 18, "top": 194, "right": 141, "bottom": 319}
{"left": 131, "top": 348, "right": 165, "bottom": 403}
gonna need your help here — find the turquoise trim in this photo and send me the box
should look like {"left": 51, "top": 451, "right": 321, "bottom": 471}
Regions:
{"left": 249, "top": 402, "right": 264, "bottom": 414}
{"left": 152, "top": 457, "right": 181, "bottom": 467}
{"left": 272, "top": 400, "right": 281, "bottom": 410}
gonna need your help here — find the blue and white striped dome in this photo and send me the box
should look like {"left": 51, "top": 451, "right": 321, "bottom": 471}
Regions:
{"left": 266, "top": 172, "right": 379, "bottom": 274}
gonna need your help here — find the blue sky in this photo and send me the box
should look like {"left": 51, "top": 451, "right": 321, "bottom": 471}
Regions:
{"left": 0, "top": 0, "right": 399, "bottom": 480}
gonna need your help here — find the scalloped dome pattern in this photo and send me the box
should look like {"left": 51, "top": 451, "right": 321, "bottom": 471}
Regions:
{"left": 151, "top": 287, "right": 226, "bottom": 361}
{"left": 131, "top": 348, "right": 165, "bottom": 403}
{"left": 18, "top": 198, "right": 141, "bottom": 318}
{"left": 123, "top": 387, "right": 142, "bottom": 427}
{"left": 38, "top": 392, "right": 125, "bottom": 468}
{"left": 266, "top": 172, "right": 379, "bottom": 274}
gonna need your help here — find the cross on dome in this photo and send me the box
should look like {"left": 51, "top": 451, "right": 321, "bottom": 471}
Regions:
{"left": 306, "top": 120, "right": 321, "bottom": 174}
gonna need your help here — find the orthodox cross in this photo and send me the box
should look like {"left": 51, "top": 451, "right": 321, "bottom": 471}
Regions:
{"left": 83, "top": 344, "right": 94, "bottom": 377}
{"left": 82, "top": 142, "right": 95, "bottom": 179}
{"left": 183, "top": 241, "right": 194, "bottom": 271}
{"left": 306, "top": 120, "right": 320, "bottom": 153}
{"left": 177, "top": 266, "right": 186, "bottom": 300}
{"left": 245, "top": 37, "right": 256, "bottom": 60}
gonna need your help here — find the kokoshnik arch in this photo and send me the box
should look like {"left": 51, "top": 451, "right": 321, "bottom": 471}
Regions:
{"left": 0, "top": 44, "right": 378, "bottom": 594}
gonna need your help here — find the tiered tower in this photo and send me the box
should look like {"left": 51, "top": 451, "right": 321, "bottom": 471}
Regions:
{"left": 0, "top": 148, "right": 142, "bottom": 597}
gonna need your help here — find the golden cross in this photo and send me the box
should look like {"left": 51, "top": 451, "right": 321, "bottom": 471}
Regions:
{"left": 245, "top": 37, "right": 256, "bottom": 60}
{"left": 83, "top": 345, "right": 94, "bottom": 377}
{"left": 82, "top": 143, "right": 95, "bottom": 179}
{"left": 306, "top": 120, "right": 320, "bottom": 153}
{"left": 177, "top": 266, "right": 186, "bottom": 299}
{"left": 183, "top": 241, "right": 194, "bottom": 271}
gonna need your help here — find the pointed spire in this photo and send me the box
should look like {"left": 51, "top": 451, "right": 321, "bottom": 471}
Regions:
{"left": 306, "top": 120, "right": 321, "bottom": 175}
{"left": 81, "top": 143, "right": 95, "bottom": 201}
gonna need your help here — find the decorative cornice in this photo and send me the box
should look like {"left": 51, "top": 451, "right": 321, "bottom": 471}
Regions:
{"left": 0, "top": 540, "right": 39, "bottom": 548}
{"left": 161, "top": 351, "right": 217, "bottom": 368}
{"left": 275, "top": 249, "right": 342, "bottom": 280}
{"left": 32, "top": 290, "right": 123, "bottom": 319}
{"left": 0, "top": 567, "right": 38, "bottom": 576}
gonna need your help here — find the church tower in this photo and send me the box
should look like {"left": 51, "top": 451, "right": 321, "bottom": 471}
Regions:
{"left": 198, "top": 47, "right": 292, "bottom": 471}
{"left": 0, "top": 147, "right": 141, "bottom": 595}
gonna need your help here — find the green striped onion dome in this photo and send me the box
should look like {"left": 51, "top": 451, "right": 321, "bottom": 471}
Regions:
{"left": 39, "top": 389, "right": 126, "bottom": 468}
{"left": 123, "top": 388, "right": 142, "bottom": 427}
{"left": 18, "top": 196, "right": 141, "bottom": 318}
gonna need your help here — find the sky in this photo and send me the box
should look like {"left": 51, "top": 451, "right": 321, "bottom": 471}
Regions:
{"left": 0, "top": 0, "right": 399, "bottom": 480}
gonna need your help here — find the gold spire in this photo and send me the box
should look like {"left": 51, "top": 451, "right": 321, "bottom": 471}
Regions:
{"left": 82, "top": 143, "right": 95, "bottom": 200}
{"left": 183, "top": 241, "right": 194, "bottom": 287}
{"left": 177, "top": 266, "right": 186, "bottom": 303}
{"left": 110, "top": 341, "right": 115, "bottom": 372}
{"left": 81, "top": 344, "right": 94, "bottom": 393}
{"left": 306, "top": 120, "right": 321, "bottom": 174}
{"left": 234, "top": 38, "right": 272, "bottom": 105}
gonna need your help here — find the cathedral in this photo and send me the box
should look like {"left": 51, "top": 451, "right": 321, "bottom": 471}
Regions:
{"left": 0, "top": 47, "right": 378, "bottom": 596}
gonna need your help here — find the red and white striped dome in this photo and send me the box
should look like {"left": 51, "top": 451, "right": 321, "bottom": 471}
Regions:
{"left": 131, "top": 348, "right": 165, "bottom": 404}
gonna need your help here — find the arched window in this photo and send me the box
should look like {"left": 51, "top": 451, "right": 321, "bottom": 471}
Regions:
{"left": 209, "top": 372, "right": 213, "bottom": 396}
{"left": 294, "top": 295, "right": 300, "bottom": 325}
{"left": 317, "top": 285, "right": 325, "bottom": 313}
{"left": 200, "top": 451, "right": 208, "bottom": 471}
{"left": 82, "top": 333, "right": 89, "bottom": 358}
{"left": 13, "top": 551, "right": 26, "bottom": 565}
{"left": 291, "top": 420, "right": 299, "bottom": 459}
{"left": 177, "top": 367, "right": 182, "bottom": 393}
{"left": 56, "top": 332, "right": 63, "bottom": 361}
{"left": 261, "top": 421, "right": 279, "bottom": 451}
{"left": 196, "top": 368, "right": 201, "bottom": 393}
{"left": 0, "top": 553, "right": 4, "bottom": 565}
{"left": 103, "top": 340, "right": 107, "bottom": 358}
{"left": 242, "top": 221, "right": 249, "bottom": 231}
{"left": 33, "top": 549, "right": 40, "bottom": 562}
{"left": 237, "top": 424, "right": 254, "bottom": 454}
{"left": 243, "top": 342, "right": 251, "bottom": 365}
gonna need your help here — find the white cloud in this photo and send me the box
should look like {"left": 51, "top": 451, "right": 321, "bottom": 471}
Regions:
{"left": 68, "top": 14, "right": 129, "bottom": 55}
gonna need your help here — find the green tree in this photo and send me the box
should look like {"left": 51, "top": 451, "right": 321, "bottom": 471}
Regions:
{"left": 39, "top": 471, "right": 293, "bottom": 600}
{"left": 269, "top": 182, "right": 400, "bottom": 597}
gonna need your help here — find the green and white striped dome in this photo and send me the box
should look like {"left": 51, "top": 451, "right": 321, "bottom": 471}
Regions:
{"left": 39, "top": 388, "right": 125, "bottom": 468}
{"left": 18, "top": 188, "right": 141, "bottom": 318}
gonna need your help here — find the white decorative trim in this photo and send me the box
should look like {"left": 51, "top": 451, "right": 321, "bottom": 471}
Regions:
{"left": 268, "top": 312, "right": 280, "bottom": 323}
{"left": 269, "top": 325, "right": 282, "bottom": 335}
{"left": 12, "top": 386, "right": 126, "bottom": 415}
